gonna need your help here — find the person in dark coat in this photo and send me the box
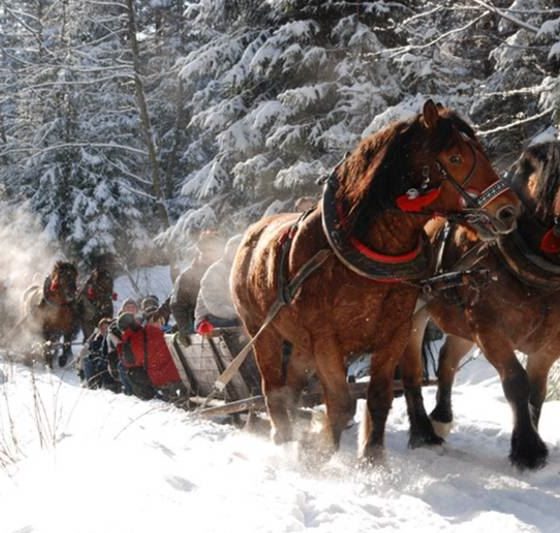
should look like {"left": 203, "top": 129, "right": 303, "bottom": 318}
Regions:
{"left": 170, "top": 231, "right": 222, "bottom": 344}
{"left": 82, "top": 317, "right": 117, "bottom": 390}
{"left": 116, "top": 312, "right": 186, "bottom": 402}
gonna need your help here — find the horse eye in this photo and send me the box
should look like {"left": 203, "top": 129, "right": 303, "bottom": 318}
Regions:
{"left": 449, "top": 154, "right": 462, "bottom": 165}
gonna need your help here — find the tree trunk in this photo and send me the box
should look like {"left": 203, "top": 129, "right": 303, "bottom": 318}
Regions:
{"left": 125, "top": 0, "right": 170, "bottom": 229}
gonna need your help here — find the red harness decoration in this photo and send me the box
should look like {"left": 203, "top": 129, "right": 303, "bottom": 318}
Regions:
{"left": 349, "top": 236, "right": 423, "bottom": 265}
{"left": 87, "top": 286, "right": 96, "bottom": 300}
{"left": 395, "top": 187, "right": 442, "bottom": 212}
{"left": 337, "top": 203, "right": 423, "bottom": 266}
{"left": 540, "top": 228, "right": 560, "bottom": 254}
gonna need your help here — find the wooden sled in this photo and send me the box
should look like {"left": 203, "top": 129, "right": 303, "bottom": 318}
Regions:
{"left": 165, "top": 328, "right": 436, "bottom": 420}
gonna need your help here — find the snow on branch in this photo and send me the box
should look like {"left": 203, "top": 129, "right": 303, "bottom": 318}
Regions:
{"left": 477, "top": 107, "right": 555, "bottom": 137}
{"left": 0, "top": 143, "right": 147, "bottom": 160}
{"left": 384, "top": 12, "right": 489, "bottom": 58}
{"left": 471, "top": 0, "right": 539, "bottom": 34}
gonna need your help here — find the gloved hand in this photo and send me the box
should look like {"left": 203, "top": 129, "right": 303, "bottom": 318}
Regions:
{"left": 177, "top": 330, "right": 191, "bottom": 346}
{"left": 196, "top": 319, "right": 214, "bottom": 336}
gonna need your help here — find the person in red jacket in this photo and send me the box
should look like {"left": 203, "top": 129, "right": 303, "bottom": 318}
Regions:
{"left": 116, "top": 312, "right": 186, "bottom": 403}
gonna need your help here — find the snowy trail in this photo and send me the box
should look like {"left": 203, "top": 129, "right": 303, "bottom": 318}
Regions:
{"left": 1, "top": 355, "right": 559, "bottom": 533}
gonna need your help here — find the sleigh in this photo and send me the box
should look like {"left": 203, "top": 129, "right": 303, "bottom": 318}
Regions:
{"left": 164, "top": 327, "right": 437, "bottom": 420}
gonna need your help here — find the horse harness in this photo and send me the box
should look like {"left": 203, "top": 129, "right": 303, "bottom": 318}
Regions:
{"left": 42, "top": 275, "right": 75, "bottom": 308}
{"left": 203, "top": 146, "right": 513, "bottom": 399}
{"left": 432, "top": 222, "right": 558, "bottom": 344}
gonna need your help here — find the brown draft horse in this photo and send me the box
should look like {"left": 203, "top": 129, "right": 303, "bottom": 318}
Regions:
{"left": 405, "top": 141, "right": 560, "bottom": 469}
{"left": 231, "top": 100, "right": 520, "bottom": 460}
{"left": 22, "top": 261, "right": 78, "bottom": 368}
{"left": 76, "top": 267, "right": 115, "bottom": 340}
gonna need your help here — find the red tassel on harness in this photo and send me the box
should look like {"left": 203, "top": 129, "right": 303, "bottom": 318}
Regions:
{"left": 540, "top": 228, "right": 560, "bottom": 254}
{"left": 112, "top": 292, "right": 118, "bottom": 301}
{"left": 396, "top": 187, "right": 441, "bottom": 212}
{"left": 87, "top": 286, "right": 96, "bottom": 299}
{"left": 50, "top": 280, "right": 59, "bottom": 291}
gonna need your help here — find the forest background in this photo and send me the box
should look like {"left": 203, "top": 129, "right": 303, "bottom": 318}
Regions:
{"left": 0, "top": 0, "right": 558, "bottom": 272}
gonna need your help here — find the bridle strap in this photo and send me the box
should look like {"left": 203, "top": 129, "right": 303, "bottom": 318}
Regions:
{"left": 435, "top": 141, "right": 478, "bottom": 208}
{"left": 435, "top": 140, "right": 510, "bottom": 210}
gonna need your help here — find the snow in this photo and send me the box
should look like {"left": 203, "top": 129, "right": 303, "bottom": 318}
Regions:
{"left": 1, "top": 268, "right": 560, "bottom": 533}
{"left": 2, "top": 355, "right": 560, "bottom": 533}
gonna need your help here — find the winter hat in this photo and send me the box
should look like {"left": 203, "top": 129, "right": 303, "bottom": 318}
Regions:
{"left": 141, "top": 295, "right": 159, "bottom": 311}
{"left": 97, "top": 317, "right": 112, "bottom": 329}
{"left": 143, "top": 305, "right": 159, "bottom": 319}
{"left": 117, "top": 312, "right": 140, "bottom": 332}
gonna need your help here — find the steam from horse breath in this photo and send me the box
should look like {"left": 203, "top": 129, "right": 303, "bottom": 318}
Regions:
{"left": 0, "top": 203, "right": 62, "bottom": 355}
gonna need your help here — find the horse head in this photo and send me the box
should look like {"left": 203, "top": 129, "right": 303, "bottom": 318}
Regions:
{"left": 48, "top": 261, "right": 78, "bottom": 304}
{"left": 336, "top": 100, "right": 520, "bottom": 242}
{"left": 85, "top": 268, "right": 114, "bottom": 301}
{"left": 508, "top": 141, "right": 560, "bottom": 255}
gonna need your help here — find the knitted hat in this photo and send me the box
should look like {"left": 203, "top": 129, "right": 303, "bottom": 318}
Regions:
{"left": 117, "top": 312, "right": 139, "bottom": 332}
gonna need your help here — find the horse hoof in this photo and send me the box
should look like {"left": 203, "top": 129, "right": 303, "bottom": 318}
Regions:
{"left": 430, "top": 416, "right": 453, "bottom": 439}
{"left": 408, "top": 431, "right": 444, "bottom": 449}
{"left": 510, "top": 432, "right": 548, "bottom": 470}
{"left": 358, "top": 445, "right": 385, "bottom": 467}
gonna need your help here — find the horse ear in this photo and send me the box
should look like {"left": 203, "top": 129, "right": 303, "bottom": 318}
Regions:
{"left": 422, "top": 99, "right": 440, "bottom": 130}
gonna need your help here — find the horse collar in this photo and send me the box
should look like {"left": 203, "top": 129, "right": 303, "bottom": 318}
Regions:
{"left": 43, "top": 275, "right": 76, "bottom": 307}
{"left": 321, "top": 176, "right": 433, "bottom": 281}
{"left": 496, "top": 231, "right": 560, "bottom": 290}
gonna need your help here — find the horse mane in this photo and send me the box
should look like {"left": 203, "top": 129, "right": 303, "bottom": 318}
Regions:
{"left": 521, "top": 141, "right": 560, "bottom": 219}
{"left": 53, "top": 260, "right": 78, "bottom": 278}
{"left": 335, "top": 107, "right": 477, "bottom": 239}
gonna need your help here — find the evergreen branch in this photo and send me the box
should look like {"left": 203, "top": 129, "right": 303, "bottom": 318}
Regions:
{"left": 471, "top": 0, "right": 539, "bottom": 34}
{"left": 477, "top": 108, "right": 555, "bottom": 137}
{"left": 117, "top": 179, "right": 157, "bottom": 201}
{"left": 384, "top": 12, "right": 489, "bottom": 58}
{"left": 0, "top": 143, "right": 148, "bottom": 159}
{"left": 103, "top": 157, "right": 153, "bottom": 187}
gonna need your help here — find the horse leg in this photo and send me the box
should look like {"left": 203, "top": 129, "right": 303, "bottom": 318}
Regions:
{"left": 43, "top": 337, "right": 55, "bottom": 369}
{"left": 430, "top": 334, "right": 474, "bottom": 438}
{"left": 359, "top": 321, "right": 411, "bottom": 460}
{"left": 58, "top": 331, "right": 73, "bottom": 367}
{"left": 253, "top": 330, "right": 297, "bottom": 445}
{"left": 476, "top": 334, "right": 548, "bottom": 469}
{"left": 313, "top": 337, "right": 355, "bottom": 455}
{"left": 526, "top": 351, "right": 556, "bottom": 429}
{"left": 400, "top": 308, "right": 443, "bottom": 447}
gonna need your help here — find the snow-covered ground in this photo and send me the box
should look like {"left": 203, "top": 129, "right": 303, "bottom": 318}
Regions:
{"left": 1, "top": 268, "right": 559, "bottom": 533}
